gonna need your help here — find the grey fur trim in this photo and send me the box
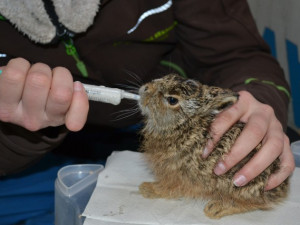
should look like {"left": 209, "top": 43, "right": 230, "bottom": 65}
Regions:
{"left": 53, "top": 0, "right": 100, "bottom": 33}
{"left": 0, "top": 0, "right": 56, "bottom": 43}
{"left": 0, "top": 0, "right": 101, "bottom": 44}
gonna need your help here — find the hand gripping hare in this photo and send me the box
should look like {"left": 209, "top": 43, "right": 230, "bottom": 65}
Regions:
{"left": 138, "top": 74, "right": 289, "bottom": 219}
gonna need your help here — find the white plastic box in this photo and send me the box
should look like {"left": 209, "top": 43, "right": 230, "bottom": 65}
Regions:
{"left": 55, "top": 164, "right": 104, "bottom": 225}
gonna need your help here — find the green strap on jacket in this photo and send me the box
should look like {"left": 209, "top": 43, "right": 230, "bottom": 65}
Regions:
{"left": 62, "top": 39, "right": 88, "bottom": 77}
{"left": 0, "top": 14, "right": 5, "bottom": 20}
{"left": 245, "top": 78, "right": 290, "bottom": 99}
{"left": 160, "top": 60, "right": 187, "bottom": 78}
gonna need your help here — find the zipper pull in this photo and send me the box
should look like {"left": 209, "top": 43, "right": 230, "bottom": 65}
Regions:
{"left": 63, "top": 39, "right": 88, "bottom": 77}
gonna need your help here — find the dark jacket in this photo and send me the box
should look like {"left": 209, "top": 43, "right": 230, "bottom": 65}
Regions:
{"left": 0, "top": 0, "right": 290, "bottom": 175}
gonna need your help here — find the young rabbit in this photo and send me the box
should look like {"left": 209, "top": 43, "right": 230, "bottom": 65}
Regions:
{"left": 138, "top": 74, "right": 289, "bottom": 219}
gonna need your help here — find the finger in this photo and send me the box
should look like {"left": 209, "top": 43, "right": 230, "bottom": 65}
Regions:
{"left": 21, "top": 63, "right": 52, "bottom": 131}
{"left": 265, "top": 136, "right": 295, "bottom": 190}
{"left": 65, "top": 81, "right": 89, "bottom": 131}
{"left": 202, "top": 100, "right": 245, "bottom": 158}
{"left": 214, "top": 111, "right": 269, "bottom": 175}
{"left": 232, "top": 120, "right": 284, "bottom": 187}
{"left": 0, "top": 58, "right": 29, "bottom": 121}
{"left": 45, "top": 67, "right": 73, "bottom": 124}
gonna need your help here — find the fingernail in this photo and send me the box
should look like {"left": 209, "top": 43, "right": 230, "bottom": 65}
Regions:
{"left": 202, "top": 140, "right": 213, "bottom": 158}
{"left": 74, "top": 81, "right": 82, "bottom": 91}
{"left": 0, "top": 69, "right": 2, "bottom": 75}
{"left": 202, "top": 147, "right": 209, "bottom": 158}
{"left": 214, "top": 162, "right": 226, "bottom": 175}
{"left": 233, "top": 175, "right": 247, "bottom": 187}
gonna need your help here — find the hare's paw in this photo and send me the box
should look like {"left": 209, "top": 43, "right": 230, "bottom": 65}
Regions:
{"left": 204, "top": 200, "right": 226, "bottom": 219}
{"left": 204, "top": 200, "right": 256, "bottom": 218}
{"left": 139, "top": 182, "right": 160, "bottom": 199}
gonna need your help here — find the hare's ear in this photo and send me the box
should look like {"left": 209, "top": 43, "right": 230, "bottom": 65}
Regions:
{"left": 210, "top": 93, "right": 240, "bottom": 115}
{"left": 184, "top": 79, "right": 199, "bottom": 88}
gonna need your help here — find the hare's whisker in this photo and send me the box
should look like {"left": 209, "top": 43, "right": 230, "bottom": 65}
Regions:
{"left": 112, "top": 108, "right": 140, "bottom": 121}
{"left": 125, "top": 79, "right": 141, "bottom": 90}
{"left": 116, "top": 84, "right": 140, "bottom": 94}
{"left": 124, "top": 69, "right": 143, "bottom": 85}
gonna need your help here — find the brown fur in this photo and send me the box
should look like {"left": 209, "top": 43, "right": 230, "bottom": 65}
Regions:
{"left": 138, "top": 74, "right": 289, "bottom": 219}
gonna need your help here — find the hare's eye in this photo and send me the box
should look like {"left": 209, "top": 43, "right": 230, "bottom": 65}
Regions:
{"left": 166, "top": 97, "right": 179, "bottom": 105}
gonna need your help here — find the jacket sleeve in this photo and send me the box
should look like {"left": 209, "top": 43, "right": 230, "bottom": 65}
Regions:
{"left": 173, "top": 0, "right": 290, "bottom": 129}
{"left": 0, "top": 53, "right": 69, "bottom": 176}
{"left": 0, "top": 122, "right": 68, "bottom": 176}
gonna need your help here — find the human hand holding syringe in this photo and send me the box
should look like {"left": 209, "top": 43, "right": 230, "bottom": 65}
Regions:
{"left": 0, "top": 59, "right": 140, "bottom": 133}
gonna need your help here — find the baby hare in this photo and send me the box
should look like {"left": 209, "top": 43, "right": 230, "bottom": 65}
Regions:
{"left": 138, "top": 74, "right": 289, "bottom": 219}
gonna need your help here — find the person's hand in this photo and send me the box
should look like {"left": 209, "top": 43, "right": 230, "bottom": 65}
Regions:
{"left": 202, "top": 90, "right": 295, "bottom": 190}
{"left": 0, "top": 58, "right": 89, "bottom": 131}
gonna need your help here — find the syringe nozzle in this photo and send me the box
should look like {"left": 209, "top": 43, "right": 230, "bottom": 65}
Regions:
{"left": 122, "top": 91, "right": 140, "bottom": 101}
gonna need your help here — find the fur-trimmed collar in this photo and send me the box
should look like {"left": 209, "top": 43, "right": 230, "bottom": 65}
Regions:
{"left": 0, "top": 0, "right": 100, "bottom": 43}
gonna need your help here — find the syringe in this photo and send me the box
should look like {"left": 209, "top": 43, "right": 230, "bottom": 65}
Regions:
{"left": 82, "top": 83, "right": 140, "bottom": 105}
